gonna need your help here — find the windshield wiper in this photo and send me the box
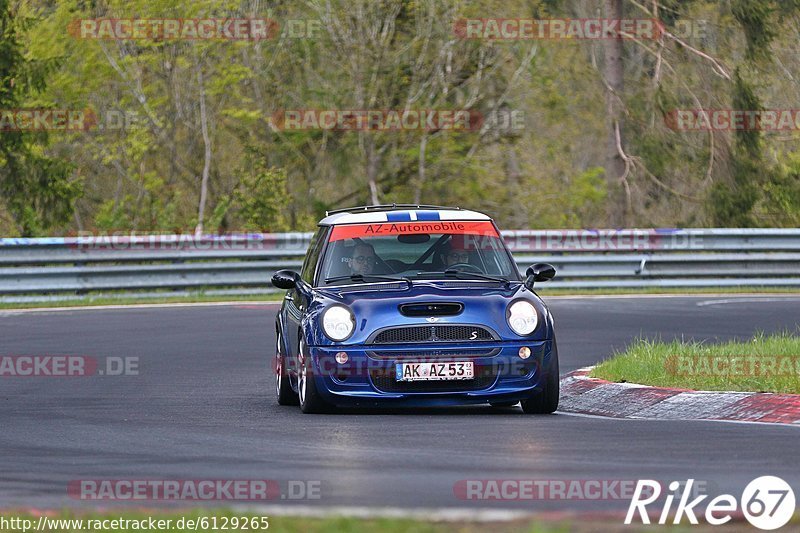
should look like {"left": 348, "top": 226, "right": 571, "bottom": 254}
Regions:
{"left": 324, "top": 274, "right": 412, "bottom": 288}
{"left": 424, "top": 270, "right": 512, "bottom": 288}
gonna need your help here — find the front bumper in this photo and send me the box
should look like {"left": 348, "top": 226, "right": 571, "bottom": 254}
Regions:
{"left": 305, "top": 339, "right": 555, "bottom": 407}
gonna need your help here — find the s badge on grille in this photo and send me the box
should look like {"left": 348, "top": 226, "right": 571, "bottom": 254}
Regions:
{"left": 470, "top": 331, "right": 479, "bottom": 340}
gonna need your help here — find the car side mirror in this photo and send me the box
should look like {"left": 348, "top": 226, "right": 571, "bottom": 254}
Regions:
{"left": 272, "top": 269, "right": 300, "bottom": 290}
{"left": 525, "top": 263, "right": 556, "bottom": 289}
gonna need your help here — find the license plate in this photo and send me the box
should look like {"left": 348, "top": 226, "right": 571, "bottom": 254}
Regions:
{"left": 396, "top": 361, "right": 474, "bottom": 381}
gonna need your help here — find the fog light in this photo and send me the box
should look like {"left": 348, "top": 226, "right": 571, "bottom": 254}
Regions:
{"left": 518, "top": 346, "right": 531, "bottom": 359}
{"left": 335, "top": 352, "right": 348, "bottom": 364}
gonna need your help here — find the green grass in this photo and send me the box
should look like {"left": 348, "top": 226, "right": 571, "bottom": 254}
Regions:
{"left": 0, "top": 509, "right": 571, "bottom": 533}
{"left": 591, "top": 332, "right": 800, "bottom": 394}
{"left": 0, "top": 509, "right": 788, "bottom": 533}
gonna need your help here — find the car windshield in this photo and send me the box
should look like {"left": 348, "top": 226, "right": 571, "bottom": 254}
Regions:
{"left": 318, "top": 220, "right": 519, "bottom": 285}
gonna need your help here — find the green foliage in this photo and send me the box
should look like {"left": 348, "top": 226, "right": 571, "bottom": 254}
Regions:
{"left": 707, "top": 161, "right": 760, "bottom": 227}
{"left": 707, "top": 69, "right": 769, "bottom": 226}
{"left": 95, "top": 174, "right": 181, "bottom": 231}
{"left": 529, "top": 167, "right": 607, "bottom": 229}
{"left": 5, "top": 0, "right": 800, "bottom": 235}
{"left": 759, "top": 152, "right": 800, "bottom": 226}
{"left": 232, "top": 162, "right": 292, "bottom": 232}
{"left": 0, "top": 0, "right": 80, "bottom": 236}
{"left": 731, "top": 0, "right": 776, "bottom": 61}
{"left": 94, "top": 200, "right": 126, "bottom": 231}
{"left": 566, "top": 167, "right": 607, "bottom": 220}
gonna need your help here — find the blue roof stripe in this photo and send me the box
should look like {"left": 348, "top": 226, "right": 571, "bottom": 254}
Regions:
{"left": 386, "top": 212, "right": 412, "bottom": 222}
{"left": 415, "top": 211, "right": 440, "bottom": 221}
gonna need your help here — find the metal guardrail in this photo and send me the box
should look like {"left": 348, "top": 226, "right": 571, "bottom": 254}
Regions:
{"left": 0, "top": 229, "right": 799, "bottom": 298}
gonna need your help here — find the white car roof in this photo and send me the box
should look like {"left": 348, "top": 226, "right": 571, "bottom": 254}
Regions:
{"left": 320, "top": 208, "right": 491, "bottom": 226}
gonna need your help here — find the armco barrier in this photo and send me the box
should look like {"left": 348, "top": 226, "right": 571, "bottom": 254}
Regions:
{"left": 0, "top": 229, "right": 799, "bottom": 297}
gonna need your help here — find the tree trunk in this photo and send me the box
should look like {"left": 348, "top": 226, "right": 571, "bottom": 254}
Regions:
{"left": 364, "top": 134, "right": 380, "bottom": 205}
{"left": 602, "top": 0, "right": 628, "bottom": 227}
{"left": 413, "top": 134, "right": 428, "bottom": 204}
{"left": 194, "top": 63, "right": 212, "bottom": 236}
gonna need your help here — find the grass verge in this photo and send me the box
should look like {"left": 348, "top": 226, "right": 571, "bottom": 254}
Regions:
{"left": 0, "top": 510, "right": 568, "bottom": 533}
{"left": 0, "top": 509, "right": 791, "bottom": 533}
{"left": 591, "top": 332, "right": 800, "bottom": 394}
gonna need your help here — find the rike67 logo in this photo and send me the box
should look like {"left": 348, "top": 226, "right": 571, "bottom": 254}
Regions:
{"left": 626, "top": 476, "right": 795, "bottom": 530}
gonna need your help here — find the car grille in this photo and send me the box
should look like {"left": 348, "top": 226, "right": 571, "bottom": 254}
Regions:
{"left": 369, "top": 366, "right": 497, "bottom": 393}
{"left": 371, "top": 325, "right": 495, "bottom": 344}
{"left": 367, "top": 348, "right": 499, "bottom": 359}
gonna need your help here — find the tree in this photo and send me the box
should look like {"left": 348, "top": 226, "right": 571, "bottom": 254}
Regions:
{"left": 0, "top": 0, "right": 80, "bottom": 236}
{"left": 14, "top": 0, "right": 800, "bottom": 234}
{"left": 602, "top": 0, "right": 628, "bottom": 226}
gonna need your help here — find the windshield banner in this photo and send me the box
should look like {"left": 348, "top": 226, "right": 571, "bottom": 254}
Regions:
{"left": 328, "top": 221, "right": 499, "bottom": 242}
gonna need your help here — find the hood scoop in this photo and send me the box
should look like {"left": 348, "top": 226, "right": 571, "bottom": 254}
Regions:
{"left": 399, "top": 302, "right": 463, "bottom": 317}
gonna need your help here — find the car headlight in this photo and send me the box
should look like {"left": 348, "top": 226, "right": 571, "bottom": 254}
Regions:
{"left": 322, "top": 305, "right": 355, "bottom": 341}
{"left": 507, "top": 300, "right": 538, "bottom": 336}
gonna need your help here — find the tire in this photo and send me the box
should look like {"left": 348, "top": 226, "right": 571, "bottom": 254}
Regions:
{"left": 490, "top": 401, "right": 519, "bottom": 408}
{"left": 520, "top": 341, "right": 560, "bottom": 414}
{"left": 298, "top": 337, "right": 333, "bottom": 414}
{"left": 275, "top": 331, "right": 298, "bottom": 405}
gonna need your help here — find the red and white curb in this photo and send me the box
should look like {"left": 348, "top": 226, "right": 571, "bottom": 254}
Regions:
{"left": 559, "top": 367, "right": 800, "bottom": 425}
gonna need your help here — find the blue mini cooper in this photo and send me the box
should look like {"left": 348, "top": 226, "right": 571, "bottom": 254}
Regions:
{"left": 272, "top": 205, "right": 558, "bottom": 414}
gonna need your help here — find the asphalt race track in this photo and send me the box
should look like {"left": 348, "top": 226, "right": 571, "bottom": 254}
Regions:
{"left": 1, "top": 296, "right": 799, "bottom": 513}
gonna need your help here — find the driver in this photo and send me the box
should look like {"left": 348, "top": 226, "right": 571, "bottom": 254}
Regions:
{"left": 349, "top": 243, "right": 378, "bottom": 275}
{"left": 440, "top": 236, "right": 472, "bottom": 268}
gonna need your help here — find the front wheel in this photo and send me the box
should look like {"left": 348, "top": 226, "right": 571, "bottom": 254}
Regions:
{"left": 298, "top": 338, "right": 334, "bottom": 414}
{"left": 520, "top": 343, "right": 560, "bottom": 414}
{"left": 275, "top": 331, "right": 298, "bottom": 405}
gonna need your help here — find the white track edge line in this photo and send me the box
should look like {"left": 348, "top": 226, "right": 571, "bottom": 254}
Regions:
{"left": 0, "top": 301, "right": 282, "bottom": 314}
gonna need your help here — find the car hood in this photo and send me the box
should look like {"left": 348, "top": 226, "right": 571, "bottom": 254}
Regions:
{"left": 305, "top": 280, "right": 552, "bottom": 345}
